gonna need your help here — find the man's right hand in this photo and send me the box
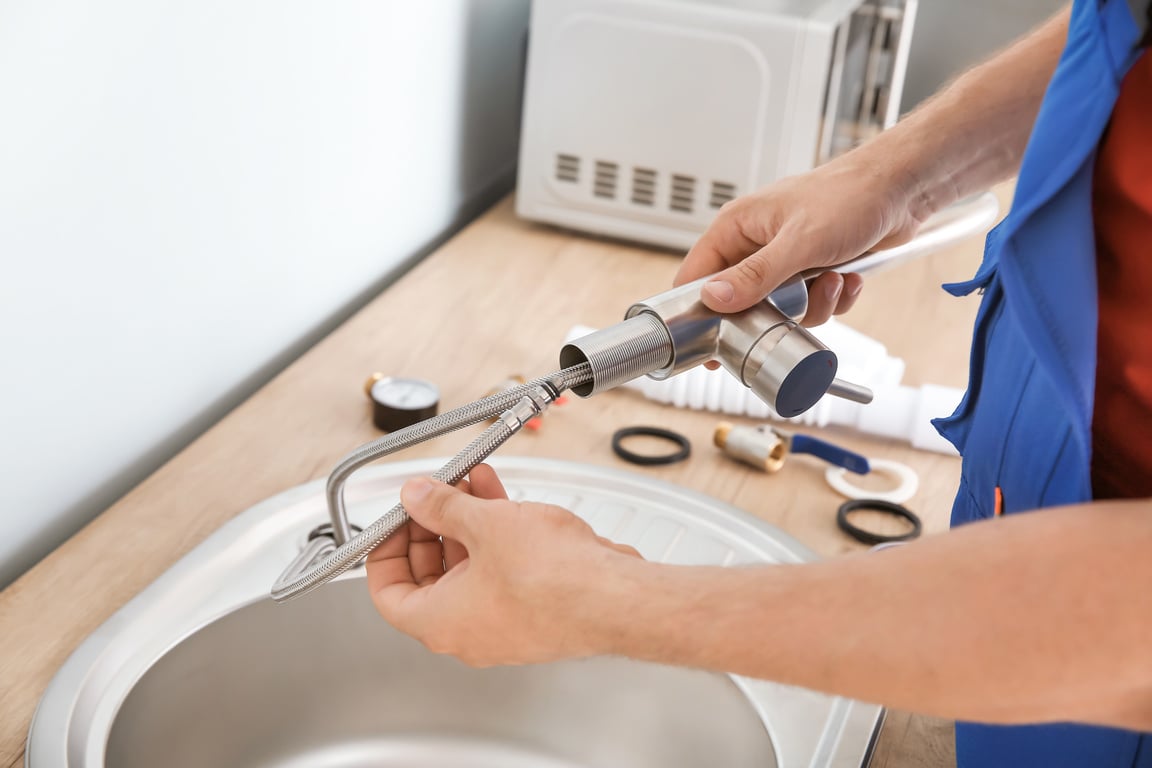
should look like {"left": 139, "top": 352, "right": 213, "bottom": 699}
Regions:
{"left": 675, "top": 4, "right": 1073, "bottom": 324}
{"left": 674, "top": 152, "right": 932, "bottom": 325}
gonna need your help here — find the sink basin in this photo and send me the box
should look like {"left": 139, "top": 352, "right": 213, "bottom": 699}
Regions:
{"left": 27, "top": 458, "right": 882, "bottom": 767}
{"left": 105, "top": 579, "right": 773, "bottom": 768}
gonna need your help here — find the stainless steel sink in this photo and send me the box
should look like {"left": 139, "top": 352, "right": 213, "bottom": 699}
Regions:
{"left": 105, "top": 579, "right": 774, "bottom": 768}
{"left": 27, "top": 458, "right": 883, "bottom": 767}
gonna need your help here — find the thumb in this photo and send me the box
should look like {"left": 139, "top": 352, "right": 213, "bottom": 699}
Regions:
{"left": 400, "top": 477, "right": 480, "bottom": 546}
{"left": 700, "top": 244, "right": 793, "bottom": 313}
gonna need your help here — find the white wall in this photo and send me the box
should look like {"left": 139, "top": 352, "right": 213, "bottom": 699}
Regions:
{"left": 0, "top": 0, "right": 530, "bottom": 587}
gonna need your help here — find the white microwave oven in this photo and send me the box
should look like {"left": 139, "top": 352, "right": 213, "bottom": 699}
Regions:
{"left": 516, "top": 0, "right": 918, "bottom": 249}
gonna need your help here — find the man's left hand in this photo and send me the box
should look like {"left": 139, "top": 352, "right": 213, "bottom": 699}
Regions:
{"left": 366, "top": 464, "right": 642, "bottom": 667}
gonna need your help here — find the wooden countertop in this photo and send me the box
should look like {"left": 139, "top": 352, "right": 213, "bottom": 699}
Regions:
{"left": 0, "top": 191, "right": 1004, "bottom": 768}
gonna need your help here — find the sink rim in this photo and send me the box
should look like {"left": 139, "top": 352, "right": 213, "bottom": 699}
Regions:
{"left": 26, "top": 456, "right": 883, "bottom": 768}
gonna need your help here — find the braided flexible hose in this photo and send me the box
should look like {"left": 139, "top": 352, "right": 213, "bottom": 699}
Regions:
{"left": 271, "top": 314, "right": 676, "bottom": 603}
{"left": 270, "top": 366, "right": 592, "bottom": 602}
{"left": 323, "top": 365, "right": 593, "bottom": 544}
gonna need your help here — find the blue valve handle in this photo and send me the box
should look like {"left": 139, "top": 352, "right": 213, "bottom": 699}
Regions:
{"left": 789, "top": 434, "right": 871, "bottom": 475}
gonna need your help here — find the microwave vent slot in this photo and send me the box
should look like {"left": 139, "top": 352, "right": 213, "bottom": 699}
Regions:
{"left": 594, "top": 160, "right": 619, "bottom": 199}
{"left": 709, "top": 181, "right": 737, "bottom": 209}
{"left": 555, "top": 153, "right": 580, "bottom": 183}
{"left": 670, "top": 174, "right": 696, "bottom": 213}
{"left": 631, "top": 167, "right": 657, "bottom": 206}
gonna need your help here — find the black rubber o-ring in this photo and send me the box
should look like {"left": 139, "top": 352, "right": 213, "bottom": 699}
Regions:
{"left": 837, "top": 499, "right": 922, "bottom": 545}
{"left": 612, "top": 426, "right": 691, "bottom": 466}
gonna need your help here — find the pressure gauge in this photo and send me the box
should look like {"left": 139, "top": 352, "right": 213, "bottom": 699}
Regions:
{"left": 364, "top": 373, "right": 440, "bottom": 432}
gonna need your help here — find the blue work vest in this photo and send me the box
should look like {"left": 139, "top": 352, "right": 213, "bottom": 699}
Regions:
{"left": 933, "top": 0, "right": 1152, "bottom": 765}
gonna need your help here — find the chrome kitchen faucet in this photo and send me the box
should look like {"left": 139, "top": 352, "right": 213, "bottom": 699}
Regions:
{"left": 270, "top": 191, "right": 999, "bottom": 603}
{"left": 270, "top": 277, "right": 873, "bottom": 603}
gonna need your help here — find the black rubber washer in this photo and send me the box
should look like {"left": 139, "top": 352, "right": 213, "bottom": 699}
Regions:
{"left": 612, "top": 426, "right": 691, "bottom": 466}
{"left": 837, "top": 499, "right": 923, "bottom": 545}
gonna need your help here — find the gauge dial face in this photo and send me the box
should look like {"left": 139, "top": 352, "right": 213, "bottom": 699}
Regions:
{"left": 370, "top": 377, "right": 439, "bottom": 411}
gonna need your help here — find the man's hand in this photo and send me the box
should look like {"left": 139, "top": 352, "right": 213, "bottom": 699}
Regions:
{"left": 366, "top": 464, "right": 641, "bottom": 667}
{"left": 675, "top": 155, "right": 929, "bottom": 323}
{"left": 675, "top": 3, "right": 1073, "bottom": 322}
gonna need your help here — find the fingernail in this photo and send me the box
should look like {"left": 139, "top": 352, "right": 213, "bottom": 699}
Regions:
{"left": 847, "top": 280, "right": 863, "bottom": 297}
{"left": 703, "top": 280, "right": 734, "bottom": 304}
{"left": 825, "top": 279, "right": 843, "bottom": 302}
{"left": 402, "top": 478, "right": 434, "bottom": 505}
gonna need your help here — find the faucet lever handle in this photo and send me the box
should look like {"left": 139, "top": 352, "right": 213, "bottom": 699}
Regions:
{"left": 827, "top": 378, "right": 874, "bottom": 405}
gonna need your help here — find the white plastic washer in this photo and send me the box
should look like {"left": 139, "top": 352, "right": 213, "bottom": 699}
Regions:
{"left": 825, "top": 458, "right": 919, "bottom": 504}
